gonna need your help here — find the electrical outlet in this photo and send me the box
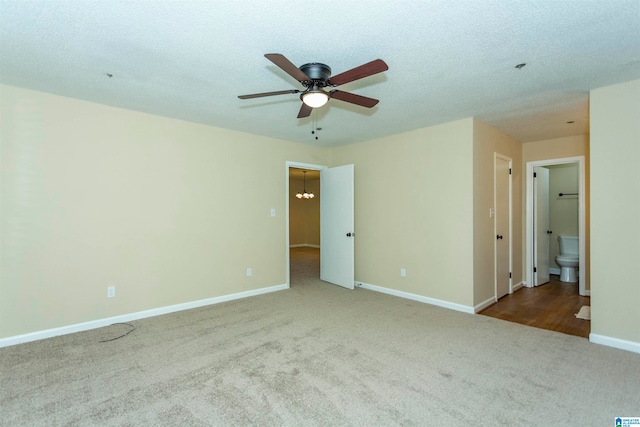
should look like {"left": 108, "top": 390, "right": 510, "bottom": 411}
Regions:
{"left": 107, "top": 286, "right": 116, "bottom": 298}
{"left": 400, "top": 268, "right": 406, "bottom": 277}
{"left": 246, "top": 268, "right": 252, "bottom": 277}
{"left": 270, "top": 208, "right": 276, "bottom": 217}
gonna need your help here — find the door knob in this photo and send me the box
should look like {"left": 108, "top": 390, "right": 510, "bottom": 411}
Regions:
{"left": 547, "top": 230, "right": 553, "bottom": 234}
{"left": 496, "top": 235, "right": 503, "bottom": 240}
{"left": 346, "top": 232, "right": 355, "bottom": 237}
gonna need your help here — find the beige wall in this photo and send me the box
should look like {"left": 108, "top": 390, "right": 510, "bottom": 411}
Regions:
{"left": 288, "top": 177, "right": 320, "bottom": 246}
{"left": 523, "top": 135, "right": 589, "bottom": 162}
{"left": 548, "top": 164, "right": 579, "bottom": 268}
{"left": 0, "top": 85, "right": 330, "bottom": 338}
{"left": 331, "top": 119, "right": 475, "bottom": 306}
{"left": 590, "top": 79, "right": 640, "bottom": 345}
{"left": 3, "top": 80, "right": 639, "bottom": 350}
{"left": 472, "top": 120, "right": 523, "bottom": 306}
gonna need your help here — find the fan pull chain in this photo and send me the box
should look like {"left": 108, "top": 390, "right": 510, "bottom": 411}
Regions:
{"left": 311, "top": 110, "right": 321, "bottom": 140}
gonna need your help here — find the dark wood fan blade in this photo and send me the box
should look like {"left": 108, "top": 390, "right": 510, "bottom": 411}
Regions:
{"left": 265, "top": 53, "right": 310, "bottom": 82}
{"left": 328, "top": 59, "right": 388, "bottom": 86}
{"left": 238, "top": 89, "right": 300, "bottom": 99}
{"left": 297, "top": 103, "right": 313, "bottom": 118}
{"left": 329, "top": 90, "right": 379, "bottom": 108}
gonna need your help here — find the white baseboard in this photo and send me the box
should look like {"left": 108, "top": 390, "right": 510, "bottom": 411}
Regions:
{"left": 549, "top": 267, "right": 561, "bottom": 275}
{"left": 589, "top": 333, "right": 640, "bottom": 354}
{"left": 472, "top": 282, "right": 529, "bottom": 313}
{"left": 582, "top": 289, "right": 591, "bottom": 296}
{"left": 474, "top": 297, "right": 497, "bottom": 313}
{"left": 0, "top": 283, "right": 288, "bottom": 348}
{"left": 355, "top": 281, "right": 475, "bottom": 314}
{"left": 289, "top": 244, "right": 320, "bottom": 248}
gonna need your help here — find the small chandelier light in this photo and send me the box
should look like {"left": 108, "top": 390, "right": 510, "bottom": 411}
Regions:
{"left": 296, "top": 170, "right": 315, "bottom": 199}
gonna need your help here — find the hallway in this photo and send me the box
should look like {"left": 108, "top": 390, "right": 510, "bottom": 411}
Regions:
{"left": 290, "top": 246, "right": 320, "bottom": 284}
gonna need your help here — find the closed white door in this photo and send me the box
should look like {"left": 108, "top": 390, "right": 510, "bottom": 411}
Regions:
{"left": 534, "top": 166, "right": 550, "bottom": 286}
{"left": 320, "top": 164, "right": 355, "bottom": 289}
{"left": 495, "top": 155, "right": 511, "bottom": 299}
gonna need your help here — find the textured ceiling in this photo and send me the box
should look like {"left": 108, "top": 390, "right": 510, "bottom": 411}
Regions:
{"left": 1, "top": 0, "right": 639, "bottom": 147}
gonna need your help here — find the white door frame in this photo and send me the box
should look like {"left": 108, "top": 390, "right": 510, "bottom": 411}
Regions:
{"left": 285, "top": 161, "right": 327, "bottom": 288}
{"left": 494, "top": 153, "right": 513, "bottom": 299}
{"left": 525, "top": 156, "right": 586, "bottom": 295}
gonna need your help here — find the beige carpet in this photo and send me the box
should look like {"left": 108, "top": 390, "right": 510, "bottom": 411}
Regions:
{"left": 1, "top": 248, "right": 638, "bottom": 426}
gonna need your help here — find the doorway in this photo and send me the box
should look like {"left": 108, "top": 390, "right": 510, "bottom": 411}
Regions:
{"left": 525, "top": 156, "right": 587, "bottom": 296}
{"left": 286, "top": 162, "right": 324, "bottom": 288}
{"left": 285, "top": 161, "right": 355, "bottom": 289}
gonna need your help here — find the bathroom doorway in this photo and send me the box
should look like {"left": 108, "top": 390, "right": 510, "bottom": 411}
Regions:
{"left": 525, "top": 156, "right": 587, "bottom": 296}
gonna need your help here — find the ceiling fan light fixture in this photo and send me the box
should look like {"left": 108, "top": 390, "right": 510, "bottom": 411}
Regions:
{"left": 239, "top": 54, "right": 388, "bottom": 119}
{"left": 301, "top": 89, "right": 329, "bottom": 108}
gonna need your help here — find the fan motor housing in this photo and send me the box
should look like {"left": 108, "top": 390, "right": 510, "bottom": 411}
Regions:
{"left": 299, "top": 63, "right": 331, "bottom": 83}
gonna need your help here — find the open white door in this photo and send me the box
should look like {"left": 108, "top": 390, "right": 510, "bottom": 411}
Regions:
{"left": 533, "top": 166, "right": 550, "bottom": 286}
{"left": 320, "top": 164, "right": 355, "bottom": 289}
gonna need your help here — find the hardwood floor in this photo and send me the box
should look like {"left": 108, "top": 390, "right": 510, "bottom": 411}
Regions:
{"left": 480, "top": 275, "right": 590, "bottom": 338}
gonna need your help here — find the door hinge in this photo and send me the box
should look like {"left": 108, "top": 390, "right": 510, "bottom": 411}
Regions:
{"left": 534, "top": 172, "right": 537, "bottom": 178}
{"left": 509, "top": 272, "right": 512, "bottom": 278}
{"left": 509, "top": 168, "right": 512, "bottom": 175}
{"left": 534, "top": 267, "right": 537, "bottom": 273}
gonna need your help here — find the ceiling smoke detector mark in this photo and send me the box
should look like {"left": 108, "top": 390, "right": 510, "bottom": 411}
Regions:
{"left": 515, "top": 63, "right": 526, "bottom": 69}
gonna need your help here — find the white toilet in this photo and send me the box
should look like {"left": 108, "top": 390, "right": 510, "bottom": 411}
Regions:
{"left": 556, "top": 235, "right": 579, "bottom": 283}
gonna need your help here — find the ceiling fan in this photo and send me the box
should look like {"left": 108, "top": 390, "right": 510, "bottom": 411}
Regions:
{"left": 238, "top": 53, "right": 388, "bottom": 118}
